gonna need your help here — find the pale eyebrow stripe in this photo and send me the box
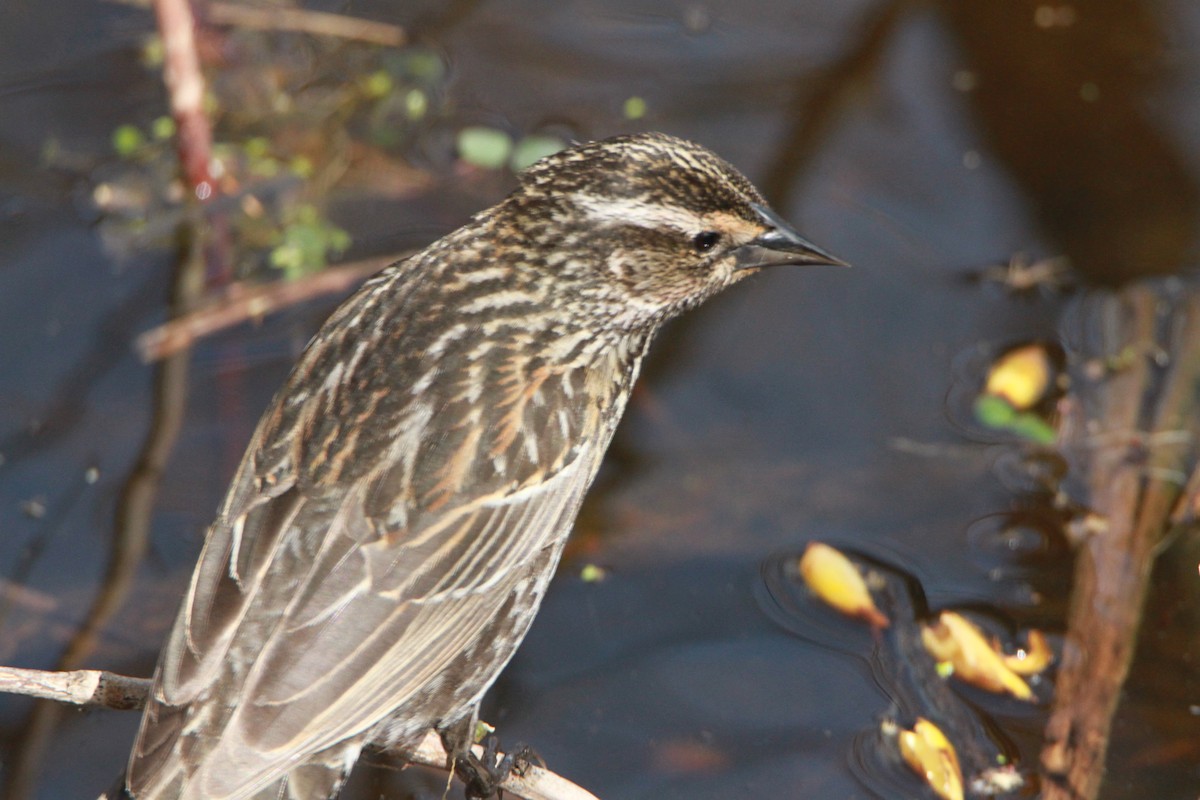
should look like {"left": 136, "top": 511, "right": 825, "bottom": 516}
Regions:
{"left": 569, "top": 192, "right": 703, "bottom": 233}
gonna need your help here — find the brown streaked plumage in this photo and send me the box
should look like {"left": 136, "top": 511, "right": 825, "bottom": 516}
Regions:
{"left": 117, "top": 132, "right": 844, "bottom": 800}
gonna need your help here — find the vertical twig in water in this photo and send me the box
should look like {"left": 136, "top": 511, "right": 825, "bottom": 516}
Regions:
{"left": 1040, "top": 283, "right": 1200, "bottom": 799}
{"left": 154, "top": 0, "right": 235, "bottom": 288}
{"left": 1, "top": 232, "right": 206, "bottom": 800}
{"left": 760, "top": 0, "right": 908, "bottom": 210}
{"left": 154, "top": 0, "right": 215, "bottom": 200}
{"left": 3, "top": 4, "right": 223, "bottom": 791}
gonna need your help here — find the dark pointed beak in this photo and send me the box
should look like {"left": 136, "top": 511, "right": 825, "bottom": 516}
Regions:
{"left": 734, "top": 203, "right": 850, "bottom": 270}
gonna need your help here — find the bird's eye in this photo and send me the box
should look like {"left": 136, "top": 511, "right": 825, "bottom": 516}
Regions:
{"left": 692, "top": 231, "right": 721, "bottom": 253}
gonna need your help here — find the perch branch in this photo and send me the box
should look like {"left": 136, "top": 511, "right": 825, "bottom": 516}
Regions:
{"left": 0, "top": 666, "right": 149, "bottom": 711}
{"left": 0, "top": 665, "right": 598, "bottom": 800}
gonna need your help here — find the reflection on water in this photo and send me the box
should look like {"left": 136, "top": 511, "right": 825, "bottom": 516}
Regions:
{"left": 964, "top": 511, "right": 1072, "bottom": 611}
{"left": 939, "top": 1, "right": 1200, "bottom": 284}
{"left": 1, "top": 0, "right": 1199, "bottom": 798}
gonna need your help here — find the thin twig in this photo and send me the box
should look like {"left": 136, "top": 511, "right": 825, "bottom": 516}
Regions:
{"left": 0, "top": 667, "right": 149, "bottom": 711}
{"left": 104, "top": 0, "right": 407, "bottom": 48}
{"left": 407, "top": 732, "right": 601, "bottom": 800}
{"left": 204, "top": 2, "right": 407, "bottom": 47}
{"left": 761, "top": 0, "right": 908, "bottom": 209}
{"left": 1, "top": 225, "right": 209, "bottom": 800}
{"left": 154, "top": 0, "right": 216, "bottom": 197}
{"left": 0, "top": 665, "right": 598, "bottom": 800}
{"left": 136, "top": 254, "right": 404, "bottom": 362}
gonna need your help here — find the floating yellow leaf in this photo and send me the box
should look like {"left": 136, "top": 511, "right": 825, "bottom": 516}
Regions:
{"left": 798, "top": 542, "right": 889, "bottom": 628}
{"left": 984, "top": 343, "right": 1053, "bottom": 411}
{"left": 921, "top": 611, "right": 1033, "bottom": 700}
{"left": 1003, "top": 629, "right": 1054, "bottom": 675}
{"left": 898, "top": 717, "right": 964, "bottom": 800}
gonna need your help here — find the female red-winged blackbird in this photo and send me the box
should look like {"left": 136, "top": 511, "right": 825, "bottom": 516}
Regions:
{"left": 119, "top": 132, "right": 844, "bottom": 799}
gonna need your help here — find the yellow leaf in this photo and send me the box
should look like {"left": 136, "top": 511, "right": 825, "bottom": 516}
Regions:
{"left": 798, "top": 543, "right": 889, "bottom": 628}
{"left": 1003, "top": 629, "right": 1054, "bottom": 675}
{"left": 921, "top": 612, "right": 1033, "bottom": 700}
{"left": 984, "top": 344, "right": 1052, "bottom": 410}
{"left": 898, "top": 717, "right": 964, "bottom": 800}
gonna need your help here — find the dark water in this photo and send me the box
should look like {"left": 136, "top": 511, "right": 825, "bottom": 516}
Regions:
{"left": 2, "top": 1, "right": 1199, "bottom": 798}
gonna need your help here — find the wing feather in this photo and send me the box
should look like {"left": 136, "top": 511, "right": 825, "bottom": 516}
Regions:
{"left": 188, "top": 455, "right": 595, "bottom": 797}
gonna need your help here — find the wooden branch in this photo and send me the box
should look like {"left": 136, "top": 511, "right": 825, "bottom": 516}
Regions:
{"left": 1040, "top": 283, "right": 1200, "bottom": 799}
{"left": 761, "top": 0, "right": 906, "bottom": 208}
{"left": 153, "top": 0, "right": 216, "bottom": 197}
{"left": 107, "top": 0, "right": 407, "bottom": 47}
{"left": 407, "top": 731, "right": 600, "bottom": 800}
{"left": 204, "top": 2, "right": 407, "bottom": 47}
{"left": 0, "top": 665, "right": 598, "bottom": 800}
{"left": 0, "top": 667, "right": 149, "bottom": 711}
{"left": 136, "top": 254, "right": 403, "bottom": 361}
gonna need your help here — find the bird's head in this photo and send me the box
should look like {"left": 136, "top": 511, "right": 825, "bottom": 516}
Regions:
{"left": 503, "top": 132, "right": 845, "bottom": 329}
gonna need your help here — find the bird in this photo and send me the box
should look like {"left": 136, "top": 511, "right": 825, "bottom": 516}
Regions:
{"left": 116, "top": 131, "right": 844, "bottom": 799}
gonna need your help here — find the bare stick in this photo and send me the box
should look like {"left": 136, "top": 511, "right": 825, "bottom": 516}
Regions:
{"left": 761, "top": 0, "right": 906, "bottom": 208}
{"left": 0, "top": 667, "right": 149, "bottom": 711}
{"left": 205, "top": 2, "right": 407, "bottom": 47}
{"left": 1040, "top": 285, "right": 1200, "bottom": 799}
{"left": 136, "top": 254, "right": 404, "bottom": 362}
{"left": 0, "top": 665, "right": 598, "bottom": 800}
{"left": 105, "top": 0, "right": 407, "bottom": 48}
{"left": 153, "top": 0, "right": 215, "bottom": 196}
{"left": 408, "top": 731, "right": 601, "bottom": 800}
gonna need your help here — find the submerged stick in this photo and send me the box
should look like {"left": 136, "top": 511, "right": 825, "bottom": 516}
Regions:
{"left": 1040, "top": 283, "right": 1200, "bottom": 799}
